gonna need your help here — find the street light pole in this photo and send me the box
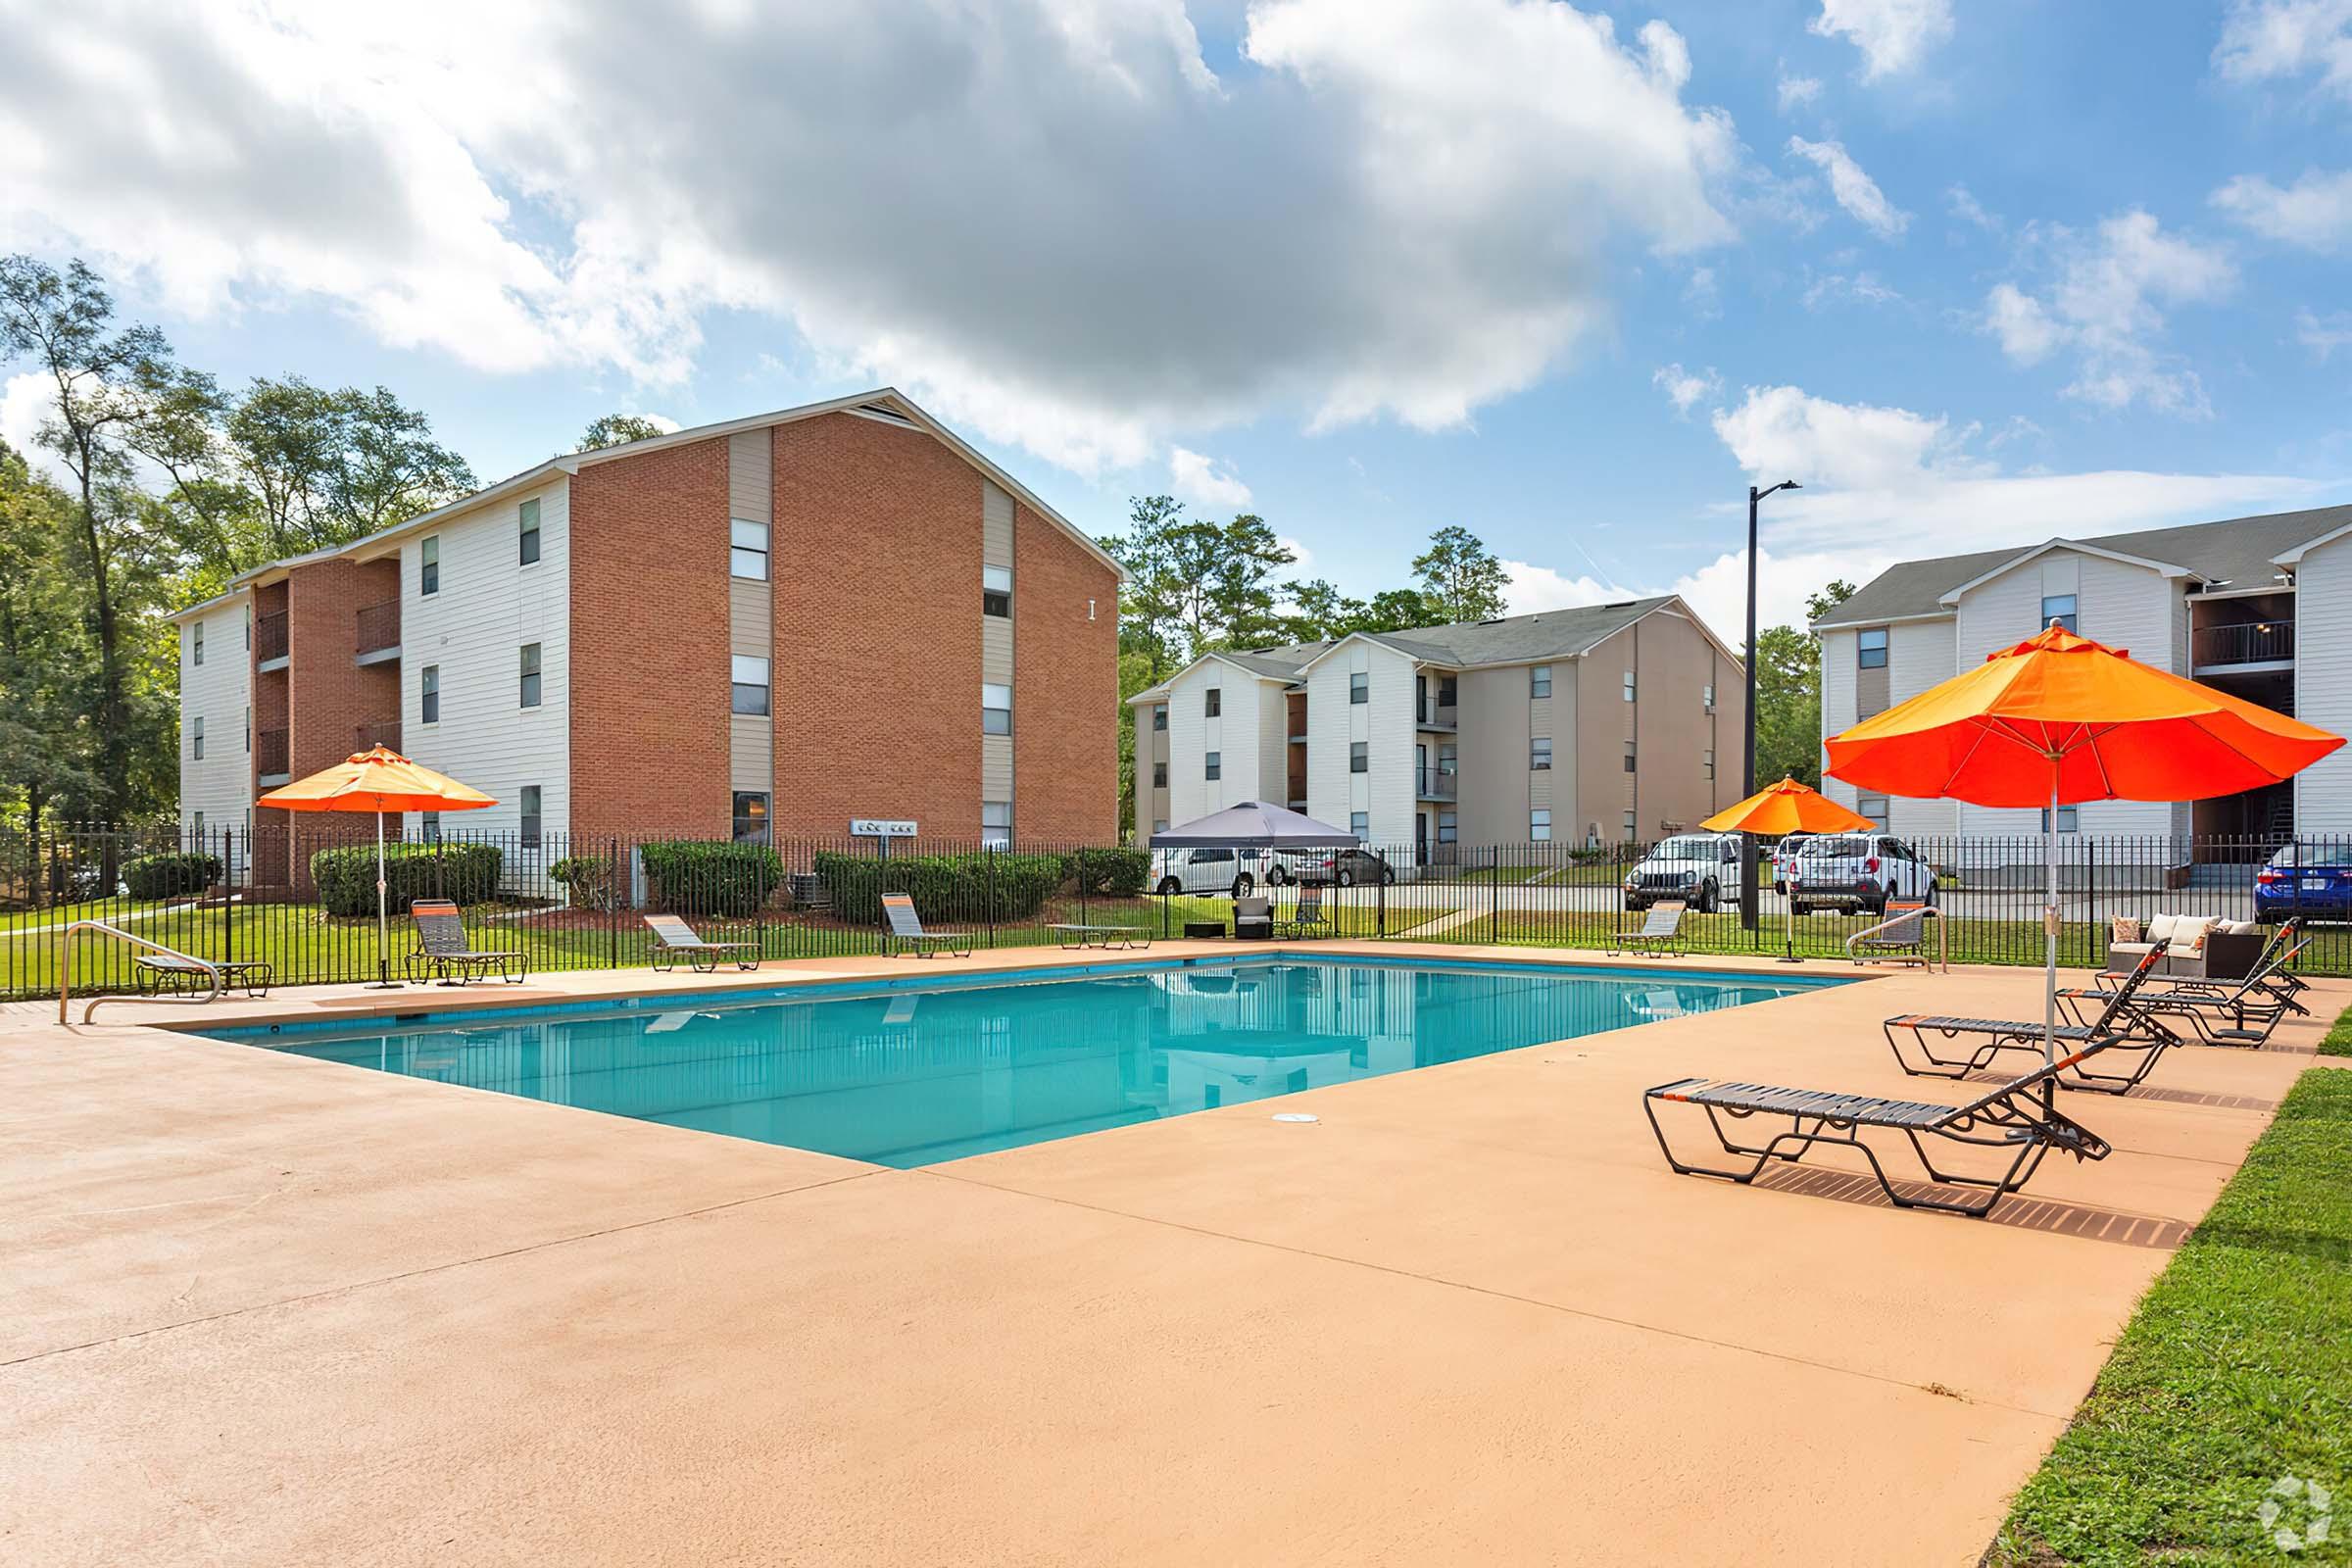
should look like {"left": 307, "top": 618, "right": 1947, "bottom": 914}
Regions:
{"left": 1740, "top": 479, "right": 1800, "bottom": 934}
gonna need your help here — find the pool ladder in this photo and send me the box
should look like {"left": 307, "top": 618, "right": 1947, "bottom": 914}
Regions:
{"left": 57, "top": 919, "right": 221, "bottom": 1023}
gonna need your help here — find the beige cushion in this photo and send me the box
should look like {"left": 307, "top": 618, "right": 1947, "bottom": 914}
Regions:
{"left": 2146, "top": 912, "right": 2180, "bottom": 942}
{"left": 2111, "top": 915, "right": 2143, "bottom": 943}
{"left": 2223, "top": 919, "right": 2258, "bottom": 936}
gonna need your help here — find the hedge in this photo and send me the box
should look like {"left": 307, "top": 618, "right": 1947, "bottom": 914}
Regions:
{"left": 550, "top": 855, "right": 622, "bottom": 912}
{"left": 1063, "top": 846, "right": 1151, "bottom": 898}
{"left": 814, "top": 849, "right": 1065, "bottom": 925}
{"left": 311, "top": 842, "right": 504, "bottom": 918}
{"left": 638, "top": 840, "right": 782, "bottom": 917}
{"left": 122, "top": 851, "right": 221, "bottom": 900}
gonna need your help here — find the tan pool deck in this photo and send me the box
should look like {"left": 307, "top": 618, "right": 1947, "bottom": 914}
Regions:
{"left": 2, "top": 941, "right": 2338, "bottom": 1566}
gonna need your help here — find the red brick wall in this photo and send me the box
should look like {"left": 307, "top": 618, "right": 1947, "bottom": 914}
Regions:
{"left": 771, "top": 413, "right": 986, "bottom": 841}
{"left": 263, "top": 558, "right": 405, "bottom": 887}
{"left": 1014, "top": 502, "right": 1119, "bottom": 843}
{"left": 568, "top": 439, "right": 733, "bottom": 838}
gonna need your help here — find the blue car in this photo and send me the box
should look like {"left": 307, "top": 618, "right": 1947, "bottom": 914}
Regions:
{"left": 2254, "top": 844, "right": 2352, "bottom": 923}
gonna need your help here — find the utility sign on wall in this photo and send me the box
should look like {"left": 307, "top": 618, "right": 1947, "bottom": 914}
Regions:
{"left": 850, "top": 819, "right": 918, "bottom": 838}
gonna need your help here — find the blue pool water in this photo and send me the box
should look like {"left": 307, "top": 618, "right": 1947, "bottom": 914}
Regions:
{"left": 205, "top": 956, "right": 1845, "bottom": 1167}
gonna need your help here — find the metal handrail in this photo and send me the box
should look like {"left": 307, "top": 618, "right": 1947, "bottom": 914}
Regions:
{"left": 58, "top": 919, "right": 221, "bottom": 1023}
{"left": 1844, "top": 904, "right": 1948, "bottom": 973}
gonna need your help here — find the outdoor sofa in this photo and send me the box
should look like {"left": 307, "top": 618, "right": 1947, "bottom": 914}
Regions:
{"left": 2104, "top": 912, "right": 2263, "bottom": 981}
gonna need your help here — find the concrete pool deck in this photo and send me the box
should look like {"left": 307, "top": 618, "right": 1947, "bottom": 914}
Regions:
{"left": 2, "top": 942, "right": 2339, "bottom": 1565}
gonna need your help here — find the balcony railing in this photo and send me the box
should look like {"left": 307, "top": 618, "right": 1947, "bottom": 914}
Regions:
{"left": 257, "top": 727, "right": 289, "bottom": 778}
{"left": 1413, "top": 766, "right": 1458, "bottom": 800}
{"left": 255, "top": 610, "right": 289, "bottom": 664}
{"left": 356, "top": 720, "right": 402, "bottom": 754}
{"left": 355, "top": 599, "right": 400, "bottom": 658}
{"left": 2192, "top": 620, "right": 2294, "bottom": 669}
{"left": 1416, "top": 705, "right": 1459, "bottom": 731}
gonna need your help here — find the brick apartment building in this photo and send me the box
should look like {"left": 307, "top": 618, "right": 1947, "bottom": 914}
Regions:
{"left": 171, "top": 390, "right": 1123, "bottom": 879}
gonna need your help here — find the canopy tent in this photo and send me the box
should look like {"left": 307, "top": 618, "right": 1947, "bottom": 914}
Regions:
{"left": 1149, "top": 802, "right": 1360, "bottom": 850}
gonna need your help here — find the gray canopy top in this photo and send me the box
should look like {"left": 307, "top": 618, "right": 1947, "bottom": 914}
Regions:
{"left": 1149, "top": 801, "right": 1361, "bottom": 850}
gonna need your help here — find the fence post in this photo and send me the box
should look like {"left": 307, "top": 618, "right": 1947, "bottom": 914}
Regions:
{"left": 1491, "top": 845, "right": 1501, "bottom": 944}
{"left": 985, "top": 844, "right": 997, "bottom": 950}
{"left": 609, "top": 838, "right": 620, "bottom": 969}
{"left": 221, "top": 826, "right": 233, "bottom": 966}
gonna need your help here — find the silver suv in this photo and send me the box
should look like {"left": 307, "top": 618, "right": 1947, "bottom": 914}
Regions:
{"left": 1788, "top": 833, "right": 1936, "bottom": 915}
{"left": 1622, "top": 832, "right": 1742, "bottom": 913}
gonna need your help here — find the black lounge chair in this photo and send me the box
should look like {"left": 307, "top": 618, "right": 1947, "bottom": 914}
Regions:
{"left": 1643, "top": 1050, "right": 2115, "bottom": 1219}
{"left": 1880, "top": 942, "right": 2178, "bottom": 1095}
{"left": 1276, "top": 886, "right": 1331, "bottom": 940}
{"left": 403, "top": 899, "right": 528, "bottom": 986}
{"left": 2057, "top": 932, "right": 2309, "bottom": 1049}
{"left": 879, "top": 893, "right": 973, "bottom": 958}
{"left": 643, "top": 912, "right": 760, "bottom": 973}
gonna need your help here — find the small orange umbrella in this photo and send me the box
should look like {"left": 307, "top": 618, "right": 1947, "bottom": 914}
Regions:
{"left": 260, "top": 746, "right": 496, "bottom": 987}
{"left": 1703, "top": 778, "right": 1877, "bottom": 961}
{"left": 1828, "top": 624, "right": 2342, "bottom": 1060}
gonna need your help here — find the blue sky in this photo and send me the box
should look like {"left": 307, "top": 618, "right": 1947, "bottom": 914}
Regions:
{"left": 3, "top": 0, "right": 2348, "bottom": 635}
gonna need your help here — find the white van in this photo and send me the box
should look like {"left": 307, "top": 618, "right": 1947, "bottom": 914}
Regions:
{"left": 1152, "top": 847, "right": 1268, "bottom": 898}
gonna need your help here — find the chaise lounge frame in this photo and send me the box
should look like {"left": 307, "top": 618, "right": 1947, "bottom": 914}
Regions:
{"left": 1880, "top": 943, "right": 2176, "bottom": 1095}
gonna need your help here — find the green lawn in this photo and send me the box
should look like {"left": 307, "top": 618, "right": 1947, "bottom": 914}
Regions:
{"left": 1415, "top": 906, "right": 2117, "bottom": 968}
{"left": 1988, "top": 1054, "right": 2352, "bottom": 1566}
{"left": 2324, "top": 1004, "right": 2352, "bottom": 1058}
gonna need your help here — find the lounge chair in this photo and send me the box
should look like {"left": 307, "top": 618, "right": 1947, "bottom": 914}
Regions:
{"left": 643, "top": 912, "right": 761, "bottom": 973}
{"left": 1881, "top": 942, "right": 2176, "bottom": 1095}
{"left": 879, "top": 892, "right": 973, "bottom": 958}
{"left": 2057, "top": 932, "right": 2309, "bottom": 1049}
{"left": 403, "top": 899, "right": 528, "bottom": 985}
{"left": 1850, "top": 899, "right": 1931, "bottom": 966}
{"left": 1609, "top": 900, "right": 1685, "bottom": 958}
{"left": 1276, "top": 886, "right": 1331, "bottom": 940}
{"left": 2092, "top": 916, "right": 2312, "bottom": 1017}
{"left": 133, "top": 953, "right": 273, "bottom": 998}
{"left": 1643, "top": 1049, "right": 2115, "bottom": 1219}
{"left": 1234, "top": 895, "right": 1274, "bottom": 941}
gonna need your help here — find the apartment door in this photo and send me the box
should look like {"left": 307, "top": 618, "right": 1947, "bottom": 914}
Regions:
{"left": 1414, "top": 809, "right": 1428, "bottom": 865}
{"left": 1415, "top": 742, "right": 1428, "bottom": 791}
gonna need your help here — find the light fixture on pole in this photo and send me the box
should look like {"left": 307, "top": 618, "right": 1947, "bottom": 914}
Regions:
{"left": 1740, "top": 479, "right": 1800, "bottom": 935}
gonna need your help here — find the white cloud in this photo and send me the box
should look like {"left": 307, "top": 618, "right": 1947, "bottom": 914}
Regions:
{"left": 1787, "top": 136, "right": 1909, "bottom": 238}
{"left": 2298, "top": 308, "right": 2352, "bottom": 358}
{"left": 1946, "top": 184, "right": 2001, "bottom": 233}
{"left": 1810, "top": 0, "right": 1955, "bottom": 78}
{"left": 1682, "top": 265, "right": 1723, "bottom": 318}
{"left": 0, "top": 371, "right": 74, "bottom": 486}
{"left": 1777, "top": 73, "right": 1823, "bottom": 112}
{"left": 1501, "top": 559, "right": 1618, "bottom": 614}
{"left": 0, "top": 0, "right": 1746, "bottom": 480}
{"left": 1651, "top": 362, "right": 1722, "bottom": 415}
{"left": 1502, "top": 546, "right": 1886, "bottom": 646}
{"left": 2211, "top": 168, "right": 2352, "bottom": 250}
{"left": 1168, "top": 445, "right": 1253, "bottom": 508}
{"left": 1980, "top": 211, "right": 2235, "bottom": 415}
{"left": 2215, "top": 0, "right": 2352, "bottom": 99}
{"left": 1801, "top": 270, "right": 1901, "bottom": 310}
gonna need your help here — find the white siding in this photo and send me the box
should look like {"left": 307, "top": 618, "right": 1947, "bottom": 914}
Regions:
{"left": 1304, "top": 640, "right": 1414, "bottom": 844}
{"left": 397, "top": 476, "right": 571, "bottom": 839}
{"left": 1817, "top": 627, "right": 1858, "bottom": 813}
{"left": 2298, "top": 538, "right": 2352, "bottom": 834}
{"left": 1165, "top": 661, "right": 1271, "bottom": 824}
{"left": 1885, "top": 618, "right": 1957, "bottom": 837}
{"left": 177, "top": 594, "right": 253, "bottom": 834}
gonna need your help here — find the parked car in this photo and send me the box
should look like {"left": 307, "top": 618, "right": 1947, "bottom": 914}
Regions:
{"left": 1621, "top": 832, "right": 1742, "bottom": 912}
{"left": 1152, "top": 847, "right": 1268, "bottom": 898}
{"left": 1297, "top": 847, "right": 1396, "bottom": 888}
{"left": 2254, "top": 843, "right": 2352, "bottom": 923}
{"left": 1787, "top": 833, "right": 1937, "bottom": 916}
{"left": 1770, "top": 831, "right": 1815, "bottom": 896}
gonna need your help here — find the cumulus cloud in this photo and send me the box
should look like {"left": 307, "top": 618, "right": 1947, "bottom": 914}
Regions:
{"left": 1787, "top": 137, "right": 1909, "bottom": 238}
{"left": 1810, "top": 0, "right": 1954, "bottom": 78}
{"left": 1651, "top": 362, "right": 1722, "bottom": 415}
{"left": 1983, "top": 281, "right": 2063, "bottom": 364}
{"left": 1168, "top": 446, "right": 1252, "bottom": 508}
{"left": 2211, "top": 168, "right": 2352, "bottom": 250}
{"left": 2298, "top": 308, "right": 2352, "bottom": 358}
{"left": 1777, "top": 72, "right": 1823, "bottom": 112}
{"left": 2214, "top": 0, "right": 2352, "bottom": 99}
{"left": 0, "top": 0, "right": 1745, "bottom": 479}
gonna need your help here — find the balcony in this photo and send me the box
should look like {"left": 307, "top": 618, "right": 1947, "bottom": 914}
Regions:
{"left": 2192, "top": 619, "right": 2294, "bottom": 674}
{"left": 255, "top": 610, "right": 289, "bottom": 670}
{"left": 1413, "top": 766, "right": 1458, "bottom": 802}
{"left": 257, "top": 726, "right": 290, "bottom": 785}
{"left": 355, "top": 599, "right": 401, "bottom": 664}
{"left": 356, "top": 720, "right": 402, "bottom": 754}
{"left": 1415, "top": 705, "right": 1458, "bottom": 733}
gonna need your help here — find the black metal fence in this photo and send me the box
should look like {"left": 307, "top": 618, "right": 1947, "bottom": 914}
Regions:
{"left": 3, "top": 825, "right": 2345, "bottom": 1002}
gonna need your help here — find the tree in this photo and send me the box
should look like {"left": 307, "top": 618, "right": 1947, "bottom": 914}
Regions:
{"left": 1411, "top": 524, "right": 1509, "bottom": 624}
{"left": 1751, "top": 579, "right": 1857, "bottom": 787}
{"left": 0, "top": 437, "right": 99, "bottom": 836}
{"left": 576, "top": 413, "right": 669, "bottom": 451}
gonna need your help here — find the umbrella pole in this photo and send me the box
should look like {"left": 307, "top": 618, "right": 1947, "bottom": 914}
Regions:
{"left": 369, "top": 808, "right": 399, "bottom": 990}
{"left": 2044, "top": 766, "right": 2059, "bottom": 1071}
{"left": 1778, "top": 834, "right": 1800, "bottom": 962}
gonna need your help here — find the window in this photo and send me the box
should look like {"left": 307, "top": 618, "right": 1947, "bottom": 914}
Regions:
{"left": 420, "top": 535, "right": 440, "bottom": 596}
{"left": 1622, "top": 809, "right": 1637, "bottom": 838}
{"left": 420, "top": 811, "right": 442, "bottom": 844}
{"left": 982, "top": 801, "right": 1012, "bottom": 850}
{"left": 518, "top": 498, "right": 541, "bottom": 565}
{"left": 730, "top": 518, "right": 769, "bottom": 580}
{"left": 1858, "top": 794, "right": 1890, "bottom": 828}
{"left": 1530, "top": 663, "right": 1552, "bottom": 699}
{"left": 1530, "top": 808, "right": 1552, "bottom": 842}
{"left": 1205, "top": 751, "right": 1221, "bottom": 781}
{"left": 192, "top": 620, "right": 204, "bottom": 666}
{"left": 1437, "top": 810, "right": 1457, "bottom": 845}
{"left": 1622, "top": 669, "right": 1637, "bottom": 703}
{"left": 244, "top": 706, "right": 250, "bottom": 752}
{"left": 518, "top": 643, "right": 542, "bottom": 709}
{"left": 1703, "top": 682, "right": 1715, "bottom": 710}
{"left": 1349, "top": 740, "right": 1368, "bottom": 774}
{"left": 1623, "top": 740, "right": 1637, "bottom": 773}
{"left": 1152, "top": 760, "right": 1167, "bottom": 789}
{"left": 192, "top": 715, "right": 205, "bottom": 760}
{"left": 1204, "top": 686, "right": 1221, "bottom": 717}
{"left": 732, "top": 792, "right": 769, "bottom": 845}
{"left": 983, "top": 564, "right": 1011, "bottom": 618}
{"left": 1349, "top": 671, "right": 1368, "bottom": 705}
{"left": 732, "top": 656, "right": 771, "bottom": 716}
{"left": 1152, "top": 704, "right": 1167, "bottom": 732}
{"left": 1350, "top": 811, "right": 1369, "bottom": 842}
{"left": 1530, "top": 736, "right": 1552, "bottom": 770}
{"left": 244, "top": 607, "right": 251, "bottom": 649}
{"left": 420, "top": 664, "right": 440, "bottom": 725}
{"left": 192, "top": 811, "right": 204, "bottom": 838}
{"left": 1439, "top": 676, "right": 1457, "bottom": 707}
{"left": 2041, "top": 594, "right": 2078, "bottom": 635}
{"left": 1857, "top": 627, "right": 1888, "bottom": 669}
{"left": 982, "top": 681, "right": 1012, "bottom": 735}
{"left": 518, "top": 785, "right": 542, "bottom": 850}
{"left": 1152, "top": 818, "right": 1168, "bottom": 835}
{"left": 2040, "top": 805, "right": 2081, "bottom": 834}
{"left": 1703, "top": 748, "right": 1715, "bottom": 781}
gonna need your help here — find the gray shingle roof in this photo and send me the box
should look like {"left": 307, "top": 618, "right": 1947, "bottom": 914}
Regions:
{"left": 1817, "top": 503, "right": 2352, "bottom": 627}
{"left": 1228, "top": 596, "right": 1678, "bottom": 678}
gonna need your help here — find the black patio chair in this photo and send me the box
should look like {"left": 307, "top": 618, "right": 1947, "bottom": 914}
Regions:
{"left": 404, "top": 899, "right": 528, "bottom": 986}
{"left": 1880, "top": 942, "right": 2178, "bottom": 1095}
{"left": 2093, "top": 916, "right": 2312, "bottom": 1017}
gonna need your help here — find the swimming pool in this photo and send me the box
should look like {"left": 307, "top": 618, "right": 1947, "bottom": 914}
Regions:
{"left": 204, "top": 956, "right": 1847, "bottom": 1167}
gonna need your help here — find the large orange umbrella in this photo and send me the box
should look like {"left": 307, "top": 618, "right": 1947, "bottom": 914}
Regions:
{"left": 259, "top": 746, "right": 496, "bottom": 987}
{"left": 1827, "top": 624, "right": 2342, "bottom": 1060}
{"left": 1703, "top": 777, "right": 1877, "bottom": 961}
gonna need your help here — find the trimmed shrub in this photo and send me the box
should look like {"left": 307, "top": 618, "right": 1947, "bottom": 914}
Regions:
{"left": 1064, "top": 846, "right": 1152, "bottom": 898}
{"left": 122, "top": 851, "right": 221, "bottom": 900}
{"left": 550, "top": 855, "right": 622, "bottom": 912}
{"left": 638, "top": 840, "right": 782, "bottom": 917}
{"left": 814, "top": 849, "right": 1064, "bottom": 925}
{"left": 311, "top": 842, "right": 504, "bottom": 918}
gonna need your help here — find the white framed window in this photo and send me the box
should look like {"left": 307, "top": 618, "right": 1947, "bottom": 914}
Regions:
{"left": 1152, "top": 761, "right": 1167, "bottom": 788}
{"left": 982, "top": 681, "right": 1012, "bottom": 735}
{"left": 1623, "top": 740, "right": 1637, "bottom": 773}
{"left": 244, "top": 706, "right": 250, "bottom": 752}
{"left": 243, "top": 607, "right": 251, "bottom": 649}
{"left": 518, "top": 644, "right": 542, "bottom": 708}
{"left": 1703, "top": 681, "right": 1715, "bottom": 710}
{"left": 1349, "top": 810, "right": 1369, "bottom": 842}
{"left": 192, "top": 810, "right": 205, "bottom": 837}
{"left": 1204, "top": 686, "right": 1221, "bottom": 717}
{"left": 1859, "top": 793, "right": 1891, "bottom": 828}
{"left": 1349, "top": 740, "right": 1368, "bottom": 773}
{"left": 733, "top": 656, "right": 771, "bottom": 716}
{"left": 192, "top": 715, "right": 205, "bottom": 760}
{"left": 1622, "top": 669, "right": 1637, "bottom": 702}
{"left": 1704, "top": 747, "right": 1714, "bottom": 780}
{"left": 983, "top": 564, "right": 1012, "bottom": 618}
{"left": 1152, "top": 818, "right": 1169, "bottom": 835}
{"left": 2040, "top": 594, "right": 2078, "bottom": 635}
{"left": 518, "top": 785, "right": 542, "bottom": 850}
{"left": 420, "top": 664, "right": 440, "bottom": 725}
{"left": 1622, "top": 809, "right": 1637, "bottom": 838}
{"left": 1437, "top": 810, "right": 1457, "bottom": 845}
{"left": 2040, "top": 805, "right": 2081, "bottom": 833}
{"left": 192, "top": 620, "right": 204, "bottom": 665}
{"left": 982, "top": 800, "right": 1012, "bottom": 849}
{"left": 730, "top": 518, "right": 769, "bottom": 580}
{"left": 420, "top": 810, "right": 442, "bottom": 844}
{"left": 420, "top": 535, "right": 440, "bottom": 596}
{"left": 1858, "top": 627, "right": 1888, "bottom": 669}
{"left": 1349, "top": 671, "right": 1369, "bottom": 704}
{"left": 518, "top": 498, "right": 541, "bottom": 565}
{"left": 1152, "top": 704, "right": 1167, "bottom": 731}
{"left": 1530, "top": 736, "right": 1551, "bottom": 770}
{"left": 1530, "top": 664, "right": 1551, "bottom": 699}
{"left": 1205, "top": 751, "right": 1221, "bottom": 781}
{"left": 1530, "top": 808, "right": 1552, "bottom": 842}
{"left": 733, "top": 792, "right": 770, "bottom": 844}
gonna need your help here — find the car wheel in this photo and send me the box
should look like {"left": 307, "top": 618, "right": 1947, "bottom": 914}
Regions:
{"left": 1156, "top": 877, "right": 1180, "bottom": 897}
{"left": 1380, "top": 868, "right": 1396, "bottom": 886}
{"left": 1790, "top": 900, "right": 1811, "bottom": 917}
{"left": 1232, "top": 874, "right": 1254, "bottom": 900}
{"left": 1922, "top": 883, "right": 1940, "bottom": 908}
{"left": 1773, "top": 879, "right": 1787, "bottom": 896}
{"left": 1336, "top": 870, "right": 1355, "bottom": 888}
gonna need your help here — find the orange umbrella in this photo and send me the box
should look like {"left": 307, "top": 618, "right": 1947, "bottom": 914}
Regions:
{"left": 1827, "top": 624, "right": 2342, "bottom": 1060}
{"left": 260, "top": 746, "right": 496, "bottom": 987}
{"left": 1703, "top": 778, "right": 1877, "bottom": 961}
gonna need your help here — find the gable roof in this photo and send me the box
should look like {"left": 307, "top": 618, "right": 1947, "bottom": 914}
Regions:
{"left": 1816, "top": 502, "right": 2352, "bottom": 628}
{"left": 1238, "top": 596, "right": 1705, "bottom": 679}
